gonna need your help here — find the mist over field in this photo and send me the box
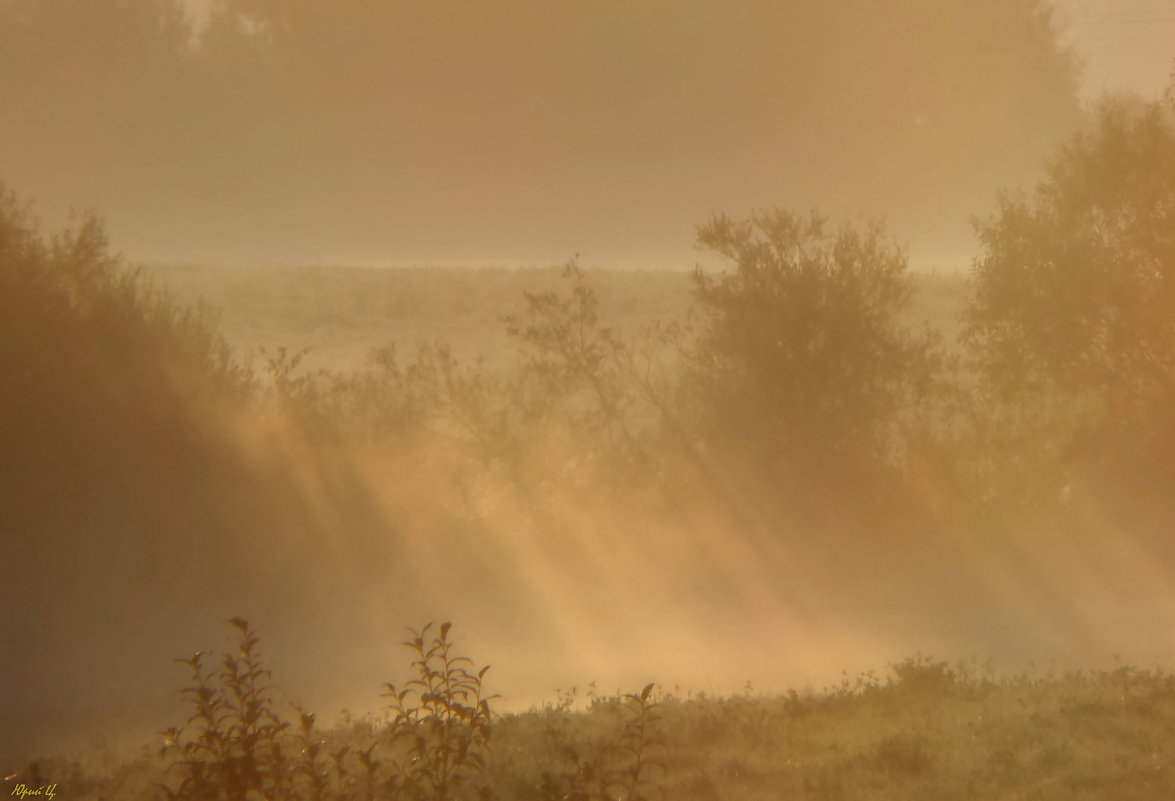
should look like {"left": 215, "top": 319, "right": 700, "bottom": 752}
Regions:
{"left": 2, "top": 2, "right": 1175, "bottom": 794}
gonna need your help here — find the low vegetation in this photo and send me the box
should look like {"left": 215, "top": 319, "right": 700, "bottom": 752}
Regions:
{"left": 6, "top": 620, "right": 1175, "bottom": 800}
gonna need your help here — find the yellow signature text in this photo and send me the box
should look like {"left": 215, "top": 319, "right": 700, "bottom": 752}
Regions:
{"left": 10, "top": 784, "right": 55, "bottom": 800}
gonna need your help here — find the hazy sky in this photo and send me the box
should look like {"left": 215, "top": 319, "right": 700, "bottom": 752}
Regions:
{"left": 156, "top": 1, "right": 1175, "bottom": 267}
{"left": 1054, "top": 0, "right": 1175, "bottom": 98}
{"left": 178, "top": 0, "right": 1174, "bottom": 100}
{"left": 3, "top": 0, "right": 1172, "bottom": 269}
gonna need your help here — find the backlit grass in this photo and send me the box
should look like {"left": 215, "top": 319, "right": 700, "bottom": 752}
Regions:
{"left": 6, "top": 622, "right": 1175, "bottom": 801}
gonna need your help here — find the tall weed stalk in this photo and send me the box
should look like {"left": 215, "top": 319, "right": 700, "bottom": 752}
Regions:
{"left": 383, "top": 622, "right": 498, "bottom": 801}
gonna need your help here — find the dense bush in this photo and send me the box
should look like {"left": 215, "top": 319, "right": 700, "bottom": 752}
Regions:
{"left": 963, "top": 96, "right": 1175, "bottom": 517}
{"left": 684, "top": 211, "right": 942, "bottom": 514}
{"left": 0, "top": 183, "right": 251, "bottom": 547}
{"left": 0, "top": 186, "right": 399, "bottom": 758}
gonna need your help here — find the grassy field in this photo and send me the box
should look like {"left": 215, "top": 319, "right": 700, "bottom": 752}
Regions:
{"left": 9, "top": 621, "right": 1175, "bottom": 801}
{"left": 141, "top": 264, "right": 969, "bottom": 376}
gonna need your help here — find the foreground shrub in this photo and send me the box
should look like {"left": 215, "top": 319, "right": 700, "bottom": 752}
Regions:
{"left": 383, "top": 622, "right": 497, "bottom": 801}
{"left": 159, "top": 619, "right": 676, "bottom": 801}
{"left": 160, "top": 619, "right": 501, "bottom": 801}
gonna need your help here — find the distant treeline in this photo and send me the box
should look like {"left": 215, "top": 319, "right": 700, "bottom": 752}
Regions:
{"left": 3, "top": 88, "right": 1173, "bottom": 575}
{"left": 187, "top": 94, "right": 1174, "bottom": 537}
